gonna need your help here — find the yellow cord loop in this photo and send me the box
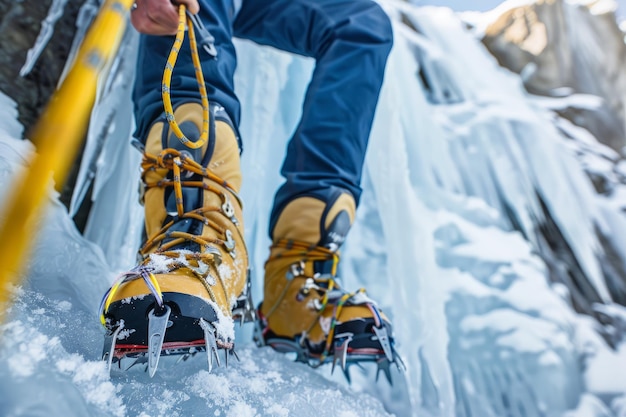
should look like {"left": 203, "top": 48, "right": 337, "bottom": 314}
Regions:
{"left": 162, "top": 5, "right": 210, "bottom": 150}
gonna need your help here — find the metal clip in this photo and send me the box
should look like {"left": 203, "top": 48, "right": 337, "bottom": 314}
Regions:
{"left": 221, "top": 198, "right": 234, "bottom": 217}
{"left": 224, "top": 230, "right": 236, "bottom": 259}
{"left": 186, "top": 11, "right": 218, "bottom": 58}
{"left": 286, "top": 261, "right": 305, "bottom": 280}
{"left": 299, "top": 277, "right": 320, "bottom": 297}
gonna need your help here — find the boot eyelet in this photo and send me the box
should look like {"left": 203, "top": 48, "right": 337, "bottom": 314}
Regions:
{"left": 224, "top": 230, "right": 235, "bottom": 250}
{"left": 222, "top": 199, "right": 234, "bottom": 216}
{"left": 222, "top": 199, "right": 239, "bottom": 226}
{"left": 286, "top": 261, "right": 305, "bottom": 280}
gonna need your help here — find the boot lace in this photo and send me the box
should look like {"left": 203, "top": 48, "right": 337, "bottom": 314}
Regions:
{"left": 100, "top": 148, "right": 244, "bottom": 325}
{"left": 265, "top": 240, "right": 383, "bottom": 362}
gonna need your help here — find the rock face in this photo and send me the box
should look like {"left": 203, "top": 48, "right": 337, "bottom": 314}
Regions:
{"left": 482, "top": 0, "right": 626, "bottom": 152}
{"left": 0, "top": 0, "right": 82, "bottom": 135}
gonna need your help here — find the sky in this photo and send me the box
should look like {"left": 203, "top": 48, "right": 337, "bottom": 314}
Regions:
{"left": 412, "top": 0, "right": 626, "bottom": 19}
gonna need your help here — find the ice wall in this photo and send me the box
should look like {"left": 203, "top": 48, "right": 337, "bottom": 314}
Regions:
{"left": 340, "top": 3, "right": 624, "bottom": 416}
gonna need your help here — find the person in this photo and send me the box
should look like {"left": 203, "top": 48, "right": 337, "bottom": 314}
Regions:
{"left": 100, "top": 0, "right": 400, "bottom": 376}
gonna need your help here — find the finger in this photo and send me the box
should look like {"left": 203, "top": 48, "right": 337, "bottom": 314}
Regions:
{"left": 173, "top": 0, "right": 200, "bottom": 14}
{"left": 131, "top": 10, "right": 176, "bottom": 35}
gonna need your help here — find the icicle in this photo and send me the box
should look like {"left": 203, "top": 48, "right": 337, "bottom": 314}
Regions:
{"left": 19, "top": 0, "right": 69, "bottom": 77}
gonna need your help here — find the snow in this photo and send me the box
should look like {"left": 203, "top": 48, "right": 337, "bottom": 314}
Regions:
{"left": 0, "top": 93, "right": 23, "bottom": 140}
{"left": 1, "top": 0, "right": 626, "bottom": 416}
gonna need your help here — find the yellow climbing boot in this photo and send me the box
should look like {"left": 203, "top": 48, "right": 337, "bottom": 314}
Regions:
{"left": 99, "top": 103, "right": 253, "bottom": 375}
{"left": 256, "top": 193, "right": 402, "bottom": 380}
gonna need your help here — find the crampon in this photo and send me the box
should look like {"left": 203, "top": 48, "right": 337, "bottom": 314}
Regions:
{"left": 254, "top": 275, "right": 405, "bottom": 384}
{"left": 100, "top": 269, "right": 255, "bottom": 376}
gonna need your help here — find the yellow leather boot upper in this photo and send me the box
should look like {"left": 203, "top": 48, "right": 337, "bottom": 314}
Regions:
{"left": 261, "top": 193, "right": 380, "bottom": 348}
{"left": 108, "top": 103, "right": 247, "bottom": 332}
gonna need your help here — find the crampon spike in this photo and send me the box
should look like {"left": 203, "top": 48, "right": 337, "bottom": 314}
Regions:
{"left": 199, "top": 318, "right": 220, "bottom": 372}
{"left": 253, "top": 319, "right": 266, "bottom": 348}
{"left": 176, "top": 353, "right": 192, "bottom": 364}
{"left": 331, "top": 334, "right": 353, "bottom": 375}
{"left": 103, "top": 325, "right": 124, "bottom": 372}
{"left": 342, "top": 364, "right": 352, "bottom": 384}
{"left": 376, "top": 358, "right": 393, "bottom": 385}
{"left": 372, "top": 325, "right": 393, "bottom": 362}
{"left": 127, "top": 356, "right": 148, "bottom": 371}
{"left": 147, "top": 305, "right": 172, "bottom": 377}
{"left": 233, "top": 274, "right": 256, "bottom": 326}
{"left": 395, "top": 350, "right": 407, "bottom": 372}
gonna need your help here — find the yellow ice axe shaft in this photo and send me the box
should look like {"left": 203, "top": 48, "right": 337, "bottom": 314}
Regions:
{"left": 0, "top": 0, "right": 135, "bottom": 324}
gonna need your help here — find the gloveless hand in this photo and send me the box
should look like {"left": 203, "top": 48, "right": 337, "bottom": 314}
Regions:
{"left": 131, "top": 0, "right": 200, "bottom": 36}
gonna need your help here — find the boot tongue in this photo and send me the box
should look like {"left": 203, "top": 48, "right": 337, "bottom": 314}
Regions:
{"left": 167, "top": 120, "right": 206, "bottom": 160}
{"left": 319, "top": 208, "right": 351, "bottom": 252}
{"left": 313, "top": 208, "right": 351, "bottom": 273}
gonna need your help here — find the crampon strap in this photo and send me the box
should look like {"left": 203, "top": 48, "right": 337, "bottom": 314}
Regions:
{"left": 99, "top": 267, "right": 163, "bottom": 326}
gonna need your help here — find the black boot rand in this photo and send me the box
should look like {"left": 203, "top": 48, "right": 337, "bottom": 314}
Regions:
{"left": 100, "top": 102, "right": 254, "bottom": 375}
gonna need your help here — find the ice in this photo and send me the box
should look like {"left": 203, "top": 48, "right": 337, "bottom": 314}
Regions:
{"left": 564, "top": 394, "right": 613, "bottom": 417}
{"left": 568, "top": 0, "right": 618, "bottom": 15}
{"left": 57, "top": 0, "right": 101, "bottom": 84}
{"left": 19, "top": 0, "right": 69, "bottom": 77}
{"left": 532, "top": 93, "right": 605, "bottom": 112}
{"left": 0, "top": 93, "right": 23, "bottom": 140}
{"left": 614, "top": 395, "right": 626, "bottom": 417}
{"left": 69, "top": 26, "right": 143, "bottom": 272}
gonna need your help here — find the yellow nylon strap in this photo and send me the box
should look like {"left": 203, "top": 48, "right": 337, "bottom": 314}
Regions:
{"left": 99, "top": 271, "right": 164, "bottom": 326}
{"left": 101, "top": 278, "right": 125, "bottom": 326}
{"left": 162, "top": 5, "right": 210, "bottom": 150}
{"left": 172, "top": 156, "right": 185, "bottom": 216}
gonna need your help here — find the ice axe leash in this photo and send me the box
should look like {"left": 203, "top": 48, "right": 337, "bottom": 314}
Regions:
{"left": 0, "top": 0, "right": 135, "bottom": 326}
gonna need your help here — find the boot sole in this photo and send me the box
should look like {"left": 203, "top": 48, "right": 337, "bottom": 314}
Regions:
{"left": 104, "top": 292, "right": 218, "bottom": 347}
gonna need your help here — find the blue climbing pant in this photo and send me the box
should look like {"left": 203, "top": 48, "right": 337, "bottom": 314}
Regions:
{"left": 132, "top": 0, "right": 393, "bottom": 232}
